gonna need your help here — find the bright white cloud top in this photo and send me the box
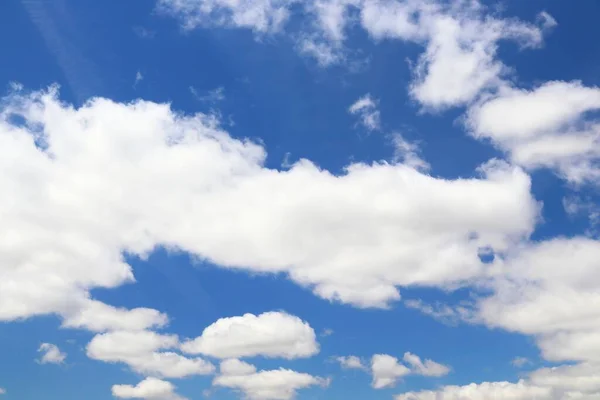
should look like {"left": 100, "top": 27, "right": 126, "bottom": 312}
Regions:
{"left": 181, "top": 311, "right": 319, "bottom": 359}
{"left": 112, "top": 377, "right": 186, "bottom": 400}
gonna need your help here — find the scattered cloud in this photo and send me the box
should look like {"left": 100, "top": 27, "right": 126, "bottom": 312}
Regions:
{"left": 62, "top": 300, "right": 168, "bottom": 333}
{"left": 213, "top": 359, "right": 329, "bottom": 400}
{"left": 181, "top": 311, "right": 319, "bottom": 359}
{"left": 371, "top": 352, "right": 449, "bottom": 389}
{"left": 87, "top": 330, "right": 214, "bottom": 378}
{"left": 37, "top": 343, "right": 67, "bottom": 365}
{"left": 397, "top": 362, "right": 600, "bottom": 399}
{"left": 402, "top": 352, "right": 450, "bottom": 377}
{"left": 404, "top": 299, "right": 476, "bottom": 326}
{"left": 335, "top": 355, "right": 367, "bottom": 371}
{"left": 112, "top": 377, "right": 186, "bottom": 400}
{"left": 390, "top": 133, "right": 429, "bottom": 171}
{"left": 133, "top": 26, "right": 156, "bottom": 39}
{"left": 159, "top": 0, "right": 551, "bottom": 110}
{"left": 371, "top": 354, "right": 411, "bottom": 389}
{"left": 157, "top": 0, "right": 296, "bottom": 33}
{"left": 349, "top": 93, "right": 380, "bottom": 131}
{"left": 190, "top": 86, "right": 225, "bottom": 103}
{"left": 320, "top": 328, "right": 333, "bottom": 337}
{"left": 538, "top": 11, "right": 558, "bottom": 30}
{"left": 134, "top": 71, "right": 144, "bottom": 87}
{"left": 512, "top": 357, "right": 532, "bottom": 368}
{"left": 466, "top": 81, "right": 600, "bottom": 184}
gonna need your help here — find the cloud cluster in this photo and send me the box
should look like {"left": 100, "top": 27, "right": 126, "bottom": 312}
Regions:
{"left": 214, "top": 359, "right": 329, "bottom": 400}
{"left": 112, "top": 377, "right": 186, "bottom": 400}
{"left": 397, "top": 362, "right": 600, "bottom": 399}
{"left": 467, "top": 81, "right": 600, "bottom": 184}
{"left": 0, "top": 86, "right": 537, "bottom": 319}
{"left": 372, "top": 353, "right": 449, "bottom": 389}
{"left": 37, "top": 343, "right": 67, "bottom": 365}
{"left": 349, "top": 94, "right": 380, "bottom": 131}
{"left": 335, "top": 352, "right": 449, "bottom": 388}
{"left": 87, "top": 330, "right": 215, "bottom": 378}
{"left": 181, "top": 312, "right": 318, "bottom": 359}
{"left": 158, "top": 0, "right": 548, "bottom": 107}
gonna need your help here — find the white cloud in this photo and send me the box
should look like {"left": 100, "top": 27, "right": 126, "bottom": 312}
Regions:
{"left": 37, "top": 343, "right": 66, "bottom": 364}
{"left": 112, "top": 377, "right": 186, "bottom": 400}
{"left": 512, "top": 357, "right": 531, "bottom": 368}
{"left": 62, "top": 299, "right": 168, "bottom": 332}
{"left": 538, "top": 11, "right": 558, "bottom": 30}
{"left": 87, "top": 330, "right": 214, "bottom": 378}
{"left": 214, "top": 359, "right": 329, "bottom": 400}
{"left": 158, "top": 0, "right": 550, "bottom": 108}
{"left": 359, "top": 0, "right": 546, "bottom": 109}
{"left": 348, "top": 94, "right": 380, "bottom": 131}
{"left": 219, "top": 359, "right": 258, "bottom": 376}
{"left": 371, "top": 352, "right": 450, "bottom": 389}
{"left": 390, "top": 133, "right": 429, "bottom": 172}
{"left": 396, "top": 380, "right": 552, "bottom": 400}
{"left": 0, "top": 86, "right": 538, "bottom": 315}
{"left": 467, "top": 81, "right": 600, "bottom": 183}
{"left": 396, "top": 362, "right": 600, "bottom": 399}
{"left": 135, "top": 71, "right": 144, "bottom": 87}
{"left": 404, "top": 299, "right": 475, "bottom": 325}
{"left": 402, "top": 352, "right": 450, "bottom": 377}
{"left": 0, "top": 388, "right": 4, "bottom": 395}
{"left": 371, "top": 354, "right": 410, "bottom": 389}
{"left": 157, "top": 0, "right": 297, "bottom": 33}
{"left": 181, "top": 311, "right": 318, "bottom": 359}
{"left": 190, "top": 86, "right": 225, "bottom": 103}
{"left": 335, "top": 355, "right": 367, "bottom": 370}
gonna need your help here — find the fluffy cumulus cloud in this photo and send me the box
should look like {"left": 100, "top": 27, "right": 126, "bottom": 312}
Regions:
{"left": 409, "top": 237, "right": 600, "bottom": 397}
{"left": 37, "top": 343, "right": 67, "bottom": 364}
{"left": 371, "top": 354, "right": 411, "bottom": 389}
{"left": 181, "top": 311, "right": 319, "bottom": 359}
{"left": 213, "top": 359, "right": 329, "bottom": 400}
{"left": 86, "top": 330, "right": 214, "bottom": 378}
{"left": 0, "top": 86, "right": 538, "bottom": 316}
{"left": 397, "top": 362, "right": 600, "bottom": 399}
{"left": 467, "top": 81, "right": 600, "bottom": 183}
{"left": 112, "top": 377, "right": 186, "bottom": 400}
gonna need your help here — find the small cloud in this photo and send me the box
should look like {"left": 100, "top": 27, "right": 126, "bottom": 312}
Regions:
{"left": 0, "top": 388, "right": 5, "bottom": 395}
{"left": 511, "top": 357, "right": 532, "bottom": 368}
{"left": 190, "top": 86, "right": 225, "bottom": 103}
{"left": 390, "top": 133, "right": 430, "bottom": 172}
{"left": 348, "top": 94, "right": 380, "bottom": 131}
{"left": 321, "top": 328, "right": 333, "bottom": 337}
{"left": 133, "top": 26, "right": 156, "bottom": 39}
{"left": 134, "top": 71, "right": 143, "bottom": 88}
{"left": 537, "top": 11, "right": 557, "bottom": 30}
{"left": 281, "top": 152, "right": 294, "bottom": 169}
{"left": 37, "top": 343, "right": 67, "bottom": 365}
{"left": 298, "top": 38, "right": 342, "bottom": 67}
{"left": 335, "top": 355, "right": 368, "bottom": 371}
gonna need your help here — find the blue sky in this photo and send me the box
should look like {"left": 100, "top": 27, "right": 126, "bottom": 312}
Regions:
{"left": 2, "top": 1, "right": 600, "bottom": 399}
